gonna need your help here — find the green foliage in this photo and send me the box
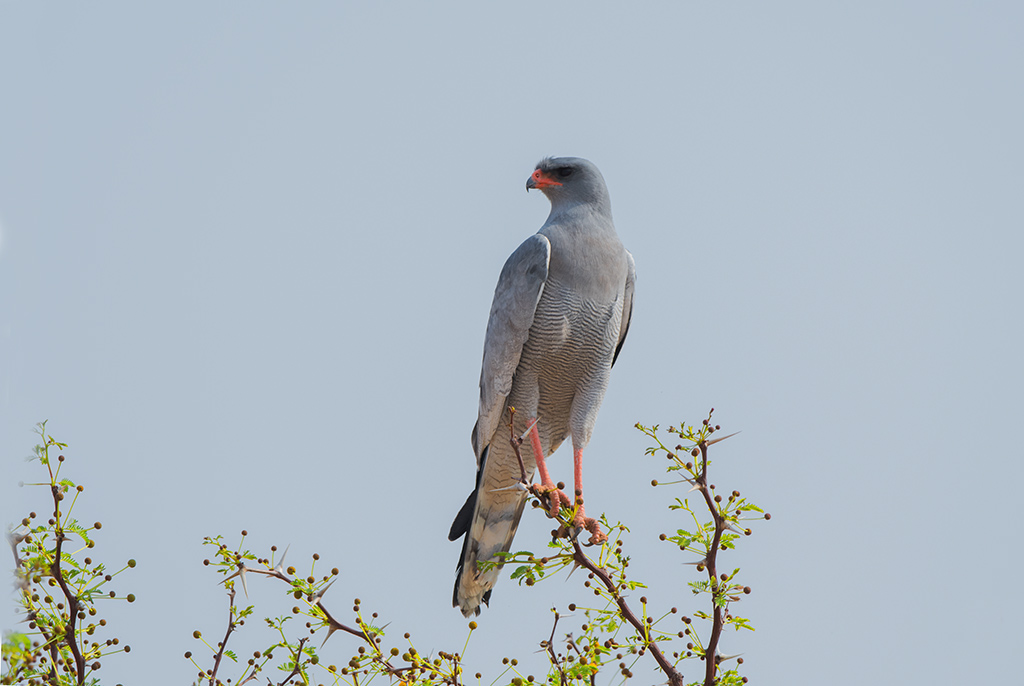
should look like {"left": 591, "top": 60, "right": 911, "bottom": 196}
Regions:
{"left": 2, "top": 422, "right": 136, "bottom": 686}
{"left": 635, "top": 411, "right": 770, "bottom": 685}
{"left": 184, "top": 410, "right": 766, "bottom": 686}
{"left": 186, "top": 533, "right": 475, "bottom": 685}
{"left": 5, "top": 413, "right": 767, "bottom": 686}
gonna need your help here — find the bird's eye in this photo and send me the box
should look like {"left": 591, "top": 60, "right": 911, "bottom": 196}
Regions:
{"left": 556, "top": 167, "right": 574, "bottom": 179}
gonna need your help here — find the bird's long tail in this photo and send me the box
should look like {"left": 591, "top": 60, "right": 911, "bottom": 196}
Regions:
{"left": 449, "top": 445, "right": 531, "bottom": 617}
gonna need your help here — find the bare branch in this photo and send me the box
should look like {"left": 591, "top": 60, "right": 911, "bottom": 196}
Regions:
{"left": 508, "top": 406, "right": 530, "bottom": 484}
{"left": 544, "top": 611, "right": 567, "bottom": 686}
{"left": 208, "top": 585, "right": 237, "bottom": 686}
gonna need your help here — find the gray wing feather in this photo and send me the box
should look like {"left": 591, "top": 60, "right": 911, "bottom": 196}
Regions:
{"left": 471, "top": 234, "right": 551, "bottom": 462}
{"left": 612, "top": 250, "right": 636, "bottom": 367}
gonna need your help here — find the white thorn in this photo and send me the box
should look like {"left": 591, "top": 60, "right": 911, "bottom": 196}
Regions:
{"left": 706, "top": 431, "right": 741, "bottom": 447}
{"left": 222, "top": 565, "right": 250, "bottom": 598}
{"left": 275, "top": 544, "right": 291, "bottom": 575}
{"left": 520, "top": 417, "right": 540, "bottom": 441}
{"left": 312, "top": 578, "right": 336, "bottom": 603}
{"left": 320, "top": 625, "right": 338, "bottom": 648}
{"left": 490, "top": 482, "right": 529, "bottom": 493}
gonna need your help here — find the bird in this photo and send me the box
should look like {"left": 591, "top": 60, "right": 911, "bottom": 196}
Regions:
{"left": 449, "top": 156, "right": 635, "bottom": 617}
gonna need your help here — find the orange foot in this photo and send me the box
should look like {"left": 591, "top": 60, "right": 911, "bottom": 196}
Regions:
{"left": 554, "top": 516, "right": 607, "bottom": 545}
{"left": 573, "top": 498, "right": 608, "bottom": 545}
{"left": 531, "top": 483, "right": 572, "bottom": 518}
{"left": 581, "top": 516, "right": 608, "bottom": 545}
{"left": 551, "top": 500, "right": 608, "bottom": 546}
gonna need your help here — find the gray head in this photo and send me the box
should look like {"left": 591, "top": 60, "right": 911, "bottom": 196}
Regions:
{"left": 525, "top": 157, "right": 611, "bottom": 213}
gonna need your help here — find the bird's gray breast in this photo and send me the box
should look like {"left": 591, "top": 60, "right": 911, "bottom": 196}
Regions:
{"left": 529, "top": 278, "right": 620, "bottom": 361}
{"left": 512, "top": 274, "right": 624, "bottom": 423}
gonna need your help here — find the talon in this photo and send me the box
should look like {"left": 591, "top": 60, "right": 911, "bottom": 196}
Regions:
{"left": 583, "top": 517, "right": 608, "bottom": 545}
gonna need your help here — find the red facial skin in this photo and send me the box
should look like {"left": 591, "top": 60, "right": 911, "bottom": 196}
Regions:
{"left": 528, "top": 168, "right": 563, "bottom": 189}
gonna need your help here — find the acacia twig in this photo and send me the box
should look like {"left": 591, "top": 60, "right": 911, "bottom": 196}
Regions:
{"left": 544, "top": 611, "right": 567, "bottom": 686}
{"left": 8, "top": 530, "right": 62, "bottom": 686}
{"left": 510, "top": 434, "right": 685, "bottom": 686}
{"left": 275, "top": 637, "right": 309, "bottom": 686}
{"left": 694, "top": 436, "right": 725, "bottom": 686}
{"left": 567, "top": 537, "right": 683, "bottom": 686}
{"left": 314, "top": 599, "right": 373, "bottom": 642}
{"left": 217, "top": 554, "right": 465, "bottom": 686}
{"left": 208, "top": 586, "right": 237, "bottom": 685}
{"left": 508, "top": 406, "right": 530, "bottom": 484}
{"left": 49, "top": 485, "right": 86, "bottom": 684}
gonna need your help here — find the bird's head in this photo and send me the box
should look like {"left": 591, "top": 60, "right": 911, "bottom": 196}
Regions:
{"left": 526, "top": 157, "right": 610, "bottom": 211}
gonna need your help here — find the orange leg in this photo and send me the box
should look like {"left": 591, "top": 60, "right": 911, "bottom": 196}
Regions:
{"left": 530, "top": 422, "right": 553, "bottom": 487}
{"left": 529, "top": 421, "right": 571, "bottom": 516}
{"left": 573, "top": 446, "right": 585, "bottom": 515}
{"left": 572, "top": 446, "right": 607, "bottom": 545}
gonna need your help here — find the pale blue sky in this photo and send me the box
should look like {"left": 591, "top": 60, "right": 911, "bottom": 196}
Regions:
{"left": 2, "top": 3, "right": 1022, "bottom": 684}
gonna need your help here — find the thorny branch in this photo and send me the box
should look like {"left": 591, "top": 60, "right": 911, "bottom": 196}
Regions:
{"left": 49, "top": 519, "right": 85, "bottom": 684}
{"left": 207, "top": 586, "right": 238, "bottom": 685}
{"left": 508, "top": 406, "right": 530, "bottom": 485}
{"left": 681, "top": 417, "right": 746, "bottom": 686}
{"left": 508, "top": 425, "right": 685, "bottom": 686}
{"left": 566, "top": 536, "right": 683, "bottom": 686}
{"left": 543, "top": 612, "right": 567, "bottom": 686}
{"left": 8, "top": 529, "right": 61, "bottom": 686}
{"left": 209, "top": 548, "right": 465, "bottom": 686}
{"left": 694, "top": 435, "right": 724, "bottom": 686}
{"left": 5, "top": 426, "right": 137, "bottom": 686}
{"left": 515, "top": 409, "right": 759, "bottom": 686}
{"left": 40, "top": 434, "right": 85, "bottom": 684}
{"left": 275, "top": 637, "right": 309, "bottom": 686}
{"left": 640, "top": 410, "right": 761, "bottom": 686}
{"left": 190, "top": 408, "right": 761, "bottom": 686}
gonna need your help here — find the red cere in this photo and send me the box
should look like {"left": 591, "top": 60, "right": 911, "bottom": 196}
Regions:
{"left": 531, "top": 169, "right": 563, "bottom": 188}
